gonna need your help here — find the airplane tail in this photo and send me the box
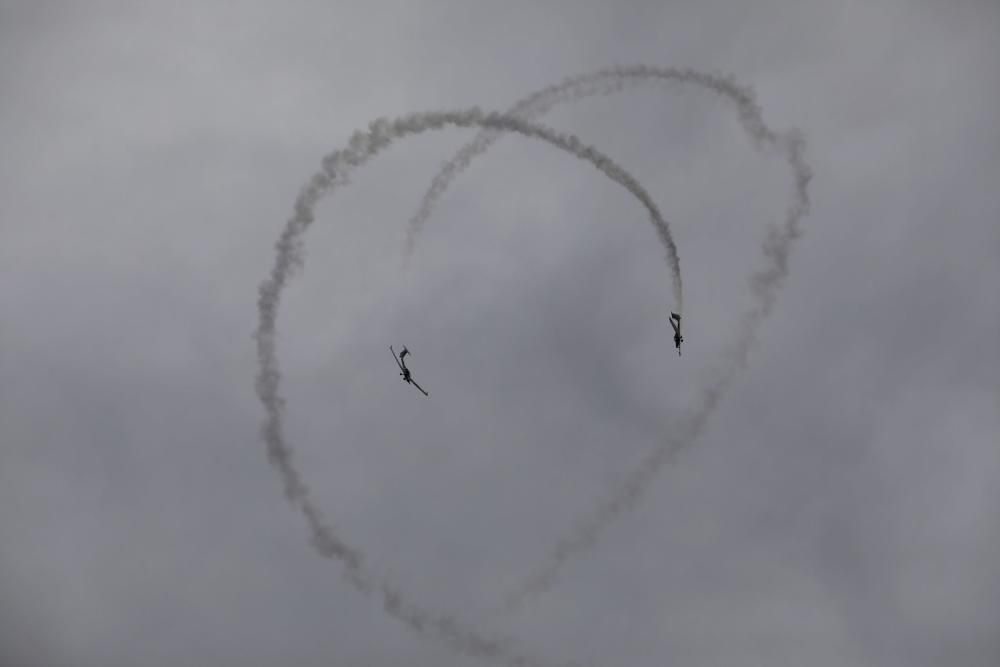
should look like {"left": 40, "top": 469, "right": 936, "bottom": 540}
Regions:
{"left": 670, "top": 311, "right": 681, "bottom": 322}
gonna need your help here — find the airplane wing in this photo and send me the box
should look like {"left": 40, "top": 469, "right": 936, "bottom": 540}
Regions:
{"left": 409, "top": 379, "right": 430, "bottom": 397}
{"left": 669, "top": 312, "right": 682, "bottom": 336}
{"left": 390, "top": 346, "right": 406, "bottom": 373}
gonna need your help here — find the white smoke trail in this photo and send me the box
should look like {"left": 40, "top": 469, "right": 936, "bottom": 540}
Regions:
{"left": 255, "top": 108, "right": 682, "bottom": 667}
{"left": 466, "top": 79, "right": 811, "bottom": 613}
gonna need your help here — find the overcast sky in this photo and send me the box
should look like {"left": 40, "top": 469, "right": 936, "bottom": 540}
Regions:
{"left": 2, "top": 1, "right": 998, "bottom": 666}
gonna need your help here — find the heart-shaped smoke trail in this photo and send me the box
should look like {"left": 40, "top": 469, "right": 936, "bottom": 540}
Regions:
{"left": 256, "top": 108, "right": 683, "bottom": 667}
{"left": 400, "top": 65, "right": 812, "bottom": 614}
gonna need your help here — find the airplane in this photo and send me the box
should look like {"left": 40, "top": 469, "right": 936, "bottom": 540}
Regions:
{"left": 669, "top": 312, "right": 683, "bottom": 356}
{"left": 390, "top": 345, "right": 429, "bottom": 397}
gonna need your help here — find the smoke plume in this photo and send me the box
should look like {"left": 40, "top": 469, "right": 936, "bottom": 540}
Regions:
{"left": 256, "top": 108, "right": 685, "bottom": 667}
{"left": 255, "top": 66, "right": 811, "bottom": 662}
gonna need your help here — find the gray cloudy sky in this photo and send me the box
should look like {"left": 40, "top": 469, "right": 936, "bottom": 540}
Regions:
{"left": 2, "top": 1, "right": 998, "bottom": 666}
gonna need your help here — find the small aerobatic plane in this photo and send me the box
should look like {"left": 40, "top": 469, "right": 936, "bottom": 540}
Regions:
{"left": 670, "top": 312, "right": 683, "bottom": 356}
{"left": 390, "top": 345, "right": 429, "bottom": 397}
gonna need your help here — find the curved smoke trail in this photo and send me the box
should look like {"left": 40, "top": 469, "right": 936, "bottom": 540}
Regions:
{"left": 256, "top": 108, "right": 683, "bottom": 667}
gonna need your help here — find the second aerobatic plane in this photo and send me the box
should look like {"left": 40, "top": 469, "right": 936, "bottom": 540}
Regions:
{"left": 391, "top": 345, "right": 429, "bottom": 397}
